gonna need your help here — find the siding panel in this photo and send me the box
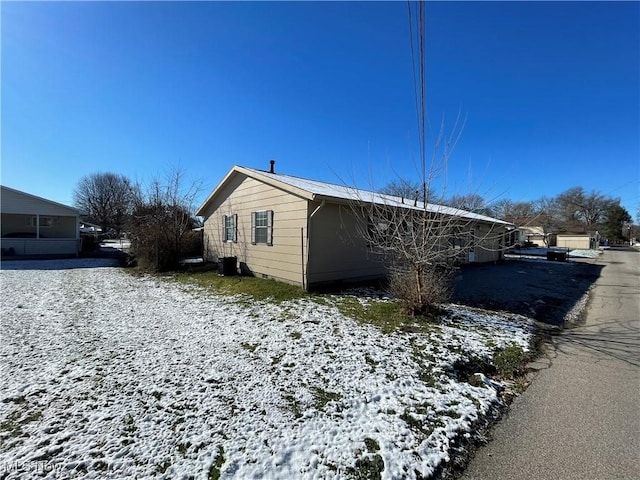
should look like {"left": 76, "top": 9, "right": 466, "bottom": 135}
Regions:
{"left": 556, "top": 235, "right": 592, "bottom": 249}
{"left": 202, "top": 175, "right": 308, "bottom": 286}
{"left": 1, "top": 187, "right": 79, "bottom": 216}
{"left": 307, "top": 203, "right": 387, "bottom": 286}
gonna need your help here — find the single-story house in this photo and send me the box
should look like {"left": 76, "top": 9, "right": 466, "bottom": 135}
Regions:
{"left": 196, "top": 163, "right": 514, "bottom": 290}
{"left": 1, "top": 185, "right": 81, "bottom": 257}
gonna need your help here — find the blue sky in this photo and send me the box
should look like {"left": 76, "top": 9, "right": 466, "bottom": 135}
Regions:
{"left": 2, "top": 1, "right": 638, "bottom": 217}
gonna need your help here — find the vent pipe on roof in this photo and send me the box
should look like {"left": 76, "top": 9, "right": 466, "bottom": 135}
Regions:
{"left": 414, "top": 190, "right": 419, "bottom": 207}
{"left": 269, "top": 160, "right": 275, "bottom": 174}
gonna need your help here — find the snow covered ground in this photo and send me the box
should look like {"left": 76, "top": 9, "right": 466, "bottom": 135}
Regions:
{"left": 0, "top": 259, "right": 532, "bottom": 479}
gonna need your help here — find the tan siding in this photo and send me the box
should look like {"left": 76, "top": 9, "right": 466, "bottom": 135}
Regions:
{"left": 557, "top": 235, "right": 591, "bottom": 249}
{"left": 306, "top": 207, "right": 506, "bottom": 282}
{"left": 202, "top": 175, "right": 308, "bottom": 286}
{"left": 306, "top": 203, "right": 387, "bottom": 285}
{"left": 474, "top": 223, "right": 506, "bottom": 263}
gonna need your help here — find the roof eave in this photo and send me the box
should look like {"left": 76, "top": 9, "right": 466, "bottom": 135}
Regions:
{"left": 195, "top": 167, "right": 239, "bottom": 217}
{"left": 195, "top": 165, "right": 316, "bottom": 217}
{"left": 311, "top": 194, "right": 513, "bottom": 226}
{"left": 239, "top": 166, "right": 314, "bottom": 201}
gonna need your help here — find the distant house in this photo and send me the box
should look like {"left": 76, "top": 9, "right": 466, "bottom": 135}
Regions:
{"left": 505, "top": 217, "right": 553, "bottom": 247}
{"left": 1, "top": 185, "right": 80, "bottom": 257}
{"left": 79, "top": 221, "right": 103, "bottom": 234}
{"left": 519, "top": 224, "right": 546, "bottom": 246}
{"left": 196, "top": 164, "right": 513, "bottom": 290}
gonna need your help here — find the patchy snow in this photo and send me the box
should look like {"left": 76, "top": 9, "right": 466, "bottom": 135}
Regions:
{"left": 99, "top": 240, "right": 131, "bottom": 251}
{"left": 569, "top": 249, "right": 601, "bottom": 258}
{"left": 505, "top": 247, "right": 602, "bottom": 261}
{"left": 0, "top": 259, "right": 532, "bottom": 479}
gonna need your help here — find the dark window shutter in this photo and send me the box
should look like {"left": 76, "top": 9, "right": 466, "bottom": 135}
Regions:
{"left": 233, "top": 214, "right": 238, "bottom": 243}
{"left": 267, "top": 210, "right": 273, "bottom": 246}
{"left": 251, "top": 212, "right": 256, "bottom": 245}
{"left": 222, "top": 215, "right": 227, "bottom": 242}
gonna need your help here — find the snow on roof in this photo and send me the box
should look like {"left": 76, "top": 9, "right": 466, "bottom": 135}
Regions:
{"left": 243, "top": 167, "right": 512, "bottom": 226}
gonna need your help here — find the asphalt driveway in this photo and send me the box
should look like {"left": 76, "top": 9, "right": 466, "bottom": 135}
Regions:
{"left": 459, "top": 247, "right": 640, "bottom": 480}
{"left": 452, "top": 255, "right": 604, "bottom": 326}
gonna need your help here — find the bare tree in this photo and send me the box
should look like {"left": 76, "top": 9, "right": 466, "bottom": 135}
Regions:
{"left": 529, "top": 196, "right": 561, "bottom": 246}
{"left": 342, "top": 2, "right": 509, "bottom": 314}
{"left": 347, "top": 178, "right": 507, "bottom": 314}
{"left": 130, "top": 167, "right": 203, "bottom": 271}
{"left": 489, "top": 199, "right": 515, "bottom": 220}
{"left": 379, "top": 179, "right": 423, "bottom": 201}
{"left": 444, "top": 194, "right": 486, "bottom": 212}
{"left": 493, "top": 199, "right": 555, "bottom": 246}
{"left": 73, "top": 172, "right": 136, "bottom": 235}
{"left": 555, "top": 186, "right": 612, "bottom": 231}
{"left": 490, "top": 199, "right": 537, "bottom": 220}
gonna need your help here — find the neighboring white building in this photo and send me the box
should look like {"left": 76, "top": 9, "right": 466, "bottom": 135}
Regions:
{"left": 1, "top": 185, "right": 81, "bottom": 256}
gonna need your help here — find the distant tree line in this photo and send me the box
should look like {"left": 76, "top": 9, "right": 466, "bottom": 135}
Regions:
{"left": 491, "top": 187, "right": 632, "bottom": 244}
{"left": 380, "top": 181, "right": 633, "bottom": 245}
{"left": 73, "top": 169, "right": 203, "bottom": 271}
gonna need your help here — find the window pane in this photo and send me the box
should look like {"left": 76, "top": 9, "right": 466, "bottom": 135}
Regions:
{"left": 255, "top": 211, "right": 267, "bottom": 227}
{"left": 253, "top": 211, "right": 270, "bottom": 244}
{"left": 255, "top": 227, "right": 267, "bottom": 244}
{"left": 225, "top": 216, "right": 234, "bottom": 241}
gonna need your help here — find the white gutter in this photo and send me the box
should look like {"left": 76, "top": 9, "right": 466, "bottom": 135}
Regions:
{"left": 309, "top": 199, "right": 326, "bottom": 220}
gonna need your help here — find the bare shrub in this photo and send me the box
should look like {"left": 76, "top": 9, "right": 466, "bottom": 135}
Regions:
{"left": 129, "top": 167, "right": 202, "bottom": 272}
{"left": 388, "top": 266, "right": 452, "bottom": 316}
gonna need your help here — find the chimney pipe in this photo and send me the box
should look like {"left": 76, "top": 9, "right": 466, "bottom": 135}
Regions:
{"left": 269, "top": 160, "right": 275, "bottom": 174}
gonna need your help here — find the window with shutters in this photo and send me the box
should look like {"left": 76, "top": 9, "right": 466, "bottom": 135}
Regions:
{"left": 223, "top": 214, "right": 237, "bottom": 243}
{"left": 251, "top": 210, "right": 273, "bottom": 246}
